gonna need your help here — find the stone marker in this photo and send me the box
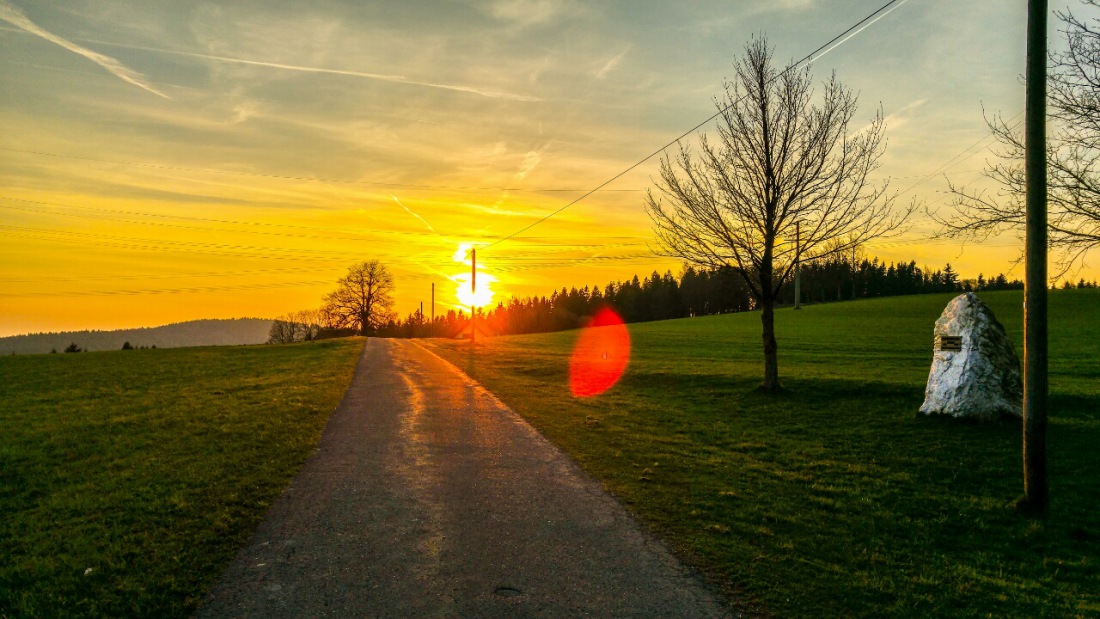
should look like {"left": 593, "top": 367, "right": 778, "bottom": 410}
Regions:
{"left": 919, "top": 292, "right": 1023, "bottom": 420}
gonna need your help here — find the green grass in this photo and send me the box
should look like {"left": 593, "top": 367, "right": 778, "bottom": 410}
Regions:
{"left": 425, "top": 290, "right": 1100, "bottom": 618}
{"left": 0, "top": 338, "right": 364, "bottom": 618}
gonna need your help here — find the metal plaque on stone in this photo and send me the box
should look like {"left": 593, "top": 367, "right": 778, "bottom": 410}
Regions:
{"left": 936, "top": 335, "right": 963, "bottom": 352}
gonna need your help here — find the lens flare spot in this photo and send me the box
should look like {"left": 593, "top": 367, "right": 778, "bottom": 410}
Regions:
{"left": 569, "top": 308, "right": 631, "bottom": 398}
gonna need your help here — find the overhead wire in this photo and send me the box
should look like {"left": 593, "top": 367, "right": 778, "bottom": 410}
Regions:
{"left": 0, "top": 195, "right": 448, "bottom": 239}
{"left": 4, "top": 0, "right": 1029, "bottom": 301}
{"left": 893, "top": 110, "right": 1024, "bottom": 199}
{"left": 0, "top": 201, "right": 443, "bottom": 244}
{"left": 0, "top": 146, "right": 643, "bottom": 193}
{"left": 0, "top": 279, "right": 336, "bottom": 298}
{"left": 477, "top": 0, "right": 916, "bottom": 252}
{"left": 0, "top": 266, "right": 344, "bottom": 284}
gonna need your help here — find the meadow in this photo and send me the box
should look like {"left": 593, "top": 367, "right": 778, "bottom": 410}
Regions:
{"left": 425, "top": 290, "right": 1100, "bottom": 617}
{"left": 0, "top": 338, "right": 364, "bottom": 618}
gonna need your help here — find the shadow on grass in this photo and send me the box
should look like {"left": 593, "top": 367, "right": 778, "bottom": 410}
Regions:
{"left": 431, "top": 334, "right": 1100, "bottom": 618}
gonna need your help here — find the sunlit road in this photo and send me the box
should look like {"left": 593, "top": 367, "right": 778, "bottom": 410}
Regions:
{"left": 197, "top": 338, "right": 733, "bottom": 618}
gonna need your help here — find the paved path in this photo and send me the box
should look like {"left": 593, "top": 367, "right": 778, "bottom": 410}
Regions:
{"left": 197, "top": 338, "right": 734, "bottom": 618}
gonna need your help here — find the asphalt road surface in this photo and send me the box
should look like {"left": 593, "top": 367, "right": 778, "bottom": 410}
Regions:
{"left": 196, "top": 338, "right": 734, "bottom": 618}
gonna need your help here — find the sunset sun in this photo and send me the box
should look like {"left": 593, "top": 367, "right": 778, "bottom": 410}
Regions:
{"left": 451, "top": 243, "right": 497, "bottom": 308}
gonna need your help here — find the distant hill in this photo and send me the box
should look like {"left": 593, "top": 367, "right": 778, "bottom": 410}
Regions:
{"left": 0, "top": 318, "right": 274, "bottom": 355}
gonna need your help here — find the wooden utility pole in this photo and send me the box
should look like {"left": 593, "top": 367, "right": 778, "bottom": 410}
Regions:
{"left": 431, "top": 282, "right": 435, "bottom": 337}
{"left": 794, "top": 220, "right": 802, "bottom": 310}
{"left": 1023, "top": 0, "right": 1049, "bottom": 515}
{"left": 471, "top": 248, "right": 477, "bottom": 347}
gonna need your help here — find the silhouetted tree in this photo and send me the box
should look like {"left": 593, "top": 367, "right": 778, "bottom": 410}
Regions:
{"left": 268, "top": 309, "right": 323, "bottom": 344}
{"left": 940, "top": 0, "right": 1100, "bottom": 274}
{"left": 121, "top": 341, "right": 133, "bottom": 350}
{"left": 63, "top": 342, "right": 82, "bottom": 353}
{"left": 942, "top": 263, "right": 959, "bottom": 289}
{"left": 322, "top": 261, "right": 396, "bottom": 335}
{"left": 647, "top": 38, "right": 911, "bottom": 390}
{"left": 268, "top": 319, "right": 297, "bottom": 344}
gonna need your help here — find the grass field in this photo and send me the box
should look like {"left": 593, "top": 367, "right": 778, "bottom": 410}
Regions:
{"left": 0, "top": 338, "right": 364, "bottom": 618}
{"left": 425, "top": 290, "right": 1100, "bottom": 618}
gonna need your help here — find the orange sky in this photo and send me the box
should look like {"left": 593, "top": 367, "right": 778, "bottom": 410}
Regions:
{"left": 2, "top": 1, "right": 1096, "bottom": 337}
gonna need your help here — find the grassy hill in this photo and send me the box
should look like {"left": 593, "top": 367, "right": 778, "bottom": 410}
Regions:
{"left": 0, "top": 338, "right": 364, "bottom": 618}
{"left": 0, "top": 318, "right": 274, "bottom": 355}
{"left": 424, "top": 289, "right": 1100, "bottom": 618}
{"left": 2, "top": 291, "right": 1094, "bottom": 617}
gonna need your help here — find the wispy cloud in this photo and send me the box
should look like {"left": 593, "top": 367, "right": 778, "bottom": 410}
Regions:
{"left": 883, "top": 98, "right": 929, "bottom": 132}
{"left": 69, "top": 36, "right": 541, "bottom": 102}
{"left": 594, "top": 47, "right": 630, "bottom": 79}
{"left": 775, "top": 0, "right": 816, "bottom": 10}
{"left": 488, "top": 0, "right": 582, "bottom": 28}
{"left": 0, "top": 0, "right": 169, "bottom": 99}
{"left": 226, "top": 87, "right": 262, "bottom": 124}
{"left": 515, "top": 151, "right": 542, "bottom": 180}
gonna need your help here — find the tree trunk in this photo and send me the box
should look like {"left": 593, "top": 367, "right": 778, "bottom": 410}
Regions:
{"left": 759, "top": 246, "right": 781, "bottom": 391}
{"left": 760, "top": 299, "right": 780, "bottom": 390}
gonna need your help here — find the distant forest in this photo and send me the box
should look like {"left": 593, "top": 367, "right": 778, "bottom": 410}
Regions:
{"left": 1, "top": 318, "right": 272, "bottom": 355}
{"left": 379, "top": 256, "right": 1098, "bottom": 339}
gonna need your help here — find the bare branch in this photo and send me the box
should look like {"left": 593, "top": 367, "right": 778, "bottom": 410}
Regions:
{"left": 940, "top": 1, "right": 1100, "bottom": 274}
{"left": 646, "top": 37, "right": 911, "bottom": 389}
{"left": 647, "top": 38, "right": 909, "bottom": 304}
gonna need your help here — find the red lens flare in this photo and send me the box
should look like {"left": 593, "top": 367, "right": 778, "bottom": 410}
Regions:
{"left": 569, "top": 307, "right": 631, "bottom": 398}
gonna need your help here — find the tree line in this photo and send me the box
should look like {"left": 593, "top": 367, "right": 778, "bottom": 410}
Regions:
{"left": 372, "top": 257, "right": 1066, "bottom": 340}
{"left": 273, "top": 253, "right": 1097, "bottom": 345}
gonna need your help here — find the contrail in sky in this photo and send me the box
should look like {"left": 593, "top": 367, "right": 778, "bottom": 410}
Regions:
{"left": 166, "top": 49, "right": 541, "bottom": 102}
{"left": 0, "top": 0, "right": 169, "bottom": 99}
{"left": 392, "top": 195, "right": 448, "bottom": 241}
{"left": 808, "top": 0, "right": 915, "bottom": 64}
{"left": 0, "top": 28, "right": 541, "bottom": 102}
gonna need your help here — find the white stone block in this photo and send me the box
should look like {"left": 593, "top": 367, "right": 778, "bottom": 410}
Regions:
{"left": 919, "top": 292, "right": 1022, "bottom": 420}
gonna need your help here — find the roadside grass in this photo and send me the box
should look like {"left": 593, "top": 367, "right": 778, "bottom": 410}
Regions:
{"left": 425, "top": 290, "right": 1100, "bottom": 618}
{"left": 0, "top": 338, "right": 364, "bottom": 618}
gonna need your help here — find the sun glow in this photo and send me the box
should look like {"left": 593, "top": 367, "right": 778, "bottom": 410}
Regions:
{"left": 451, "top": 242, "right": 497, "bottom": 308}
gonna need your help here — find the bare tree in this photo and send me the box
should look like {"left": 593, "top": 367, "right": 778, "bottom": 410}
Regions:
{"left": 268, "top": 309, "right": 323, "bottom": 344}
{"left": 322, "top": 261, "right": 396, "bottom": 335}
{"left": 647, "top": 38, "right": 910, "bottom": 391}
{"left": 268, "top": 317, "right": 298, "bottom": 344}
{"left": 292, "top": 309, "right": 322, "bottom": 341}
{"left": 938, "top": 1, "right": 1100, "bottom": 274}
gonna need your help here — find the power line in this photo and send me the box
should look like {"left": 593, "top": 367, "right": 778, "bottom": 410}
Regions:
{"left": 894, "top": 110, "right": 1024, "bottom": 199}
{"left": 0, "top": 147, "right": 643, "bottom": 193}
{"left": 0, "top": 199, "right": 447, "bottom": 244}
{"left": 479, "top": 0, "right": 915, "bottom": 252}
{"left": 0, "top": 195, "right": 441, "bottom": 238}
{"left": 0, "top": 279, "right": 335, "bottom": 299}
{"left": 0, "top": 196, "right": 652, "bottom": 267}
{"left": 1, "top": 223, "right": 659, "bottom": 275}
{"left": 0, "top": 266, "right": 341, "bottom": 284}
{"left": 1, "top": 229, "right": 375, "bottom": 264}
{"left": 0, "top": 224, "right": 375, "bottom": 257}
